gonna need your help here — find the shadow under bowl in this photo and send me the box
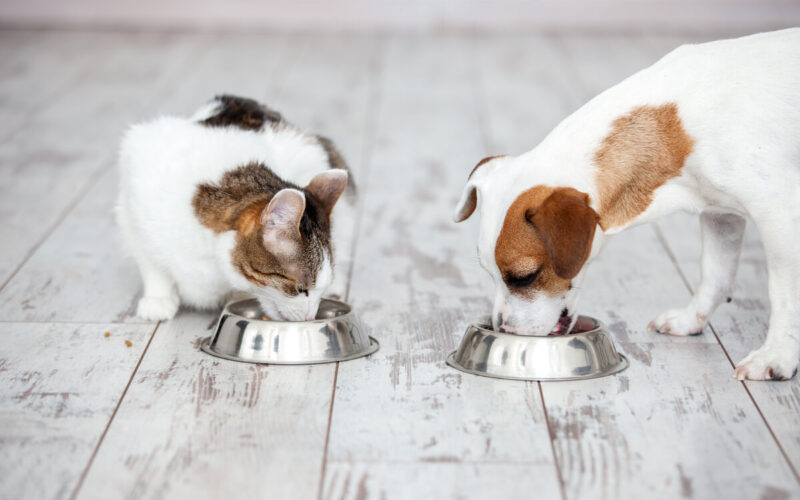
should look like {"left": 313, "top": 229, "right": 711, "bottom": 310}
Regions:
{"left": 446, "top": 315, "right": 628, "bottom": 381}
{"left": 201, "top": 298, "right": 378, "bottom": 365}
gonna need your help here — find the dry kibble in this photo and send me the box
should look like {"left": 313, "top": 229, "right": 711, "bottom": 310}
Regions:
{"left": 124, "top": 340, "right": 132, "bottom": 347}
{"left": 104, "top": 332, "right": 110, "bottom": 338}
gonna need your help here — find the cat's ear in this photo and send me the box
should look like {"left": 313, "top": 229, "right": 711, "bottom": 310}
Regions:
{"left": 305, "top": 169, "right": 348, "bottom": 216}
{"left": 261, "top": 188, "right": 306, "bottom": 256}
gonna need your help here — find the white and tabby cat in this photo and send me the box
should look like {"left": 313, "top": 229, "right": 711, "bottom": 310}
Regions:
{"left": 117, "top": 95, "right": 354, "bottom": 321}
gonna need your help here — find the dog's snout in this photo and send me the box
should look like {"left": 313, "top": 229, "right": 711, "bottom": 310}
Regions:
{"left": 494, "top": 312, "right": 504, "bottom": 331}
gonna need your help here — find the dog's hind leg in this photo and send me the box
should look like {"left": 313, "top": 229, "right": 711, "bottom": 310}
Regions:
{"left": 734, "top": 212, "right": 800, "bottom": 381}
{"left": 649, "top": 212, "right": 746, "bottom": 336}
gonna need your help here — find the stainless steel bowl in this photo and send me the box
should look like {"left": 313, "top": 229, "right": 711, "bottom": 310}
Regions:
{"left": 201, "top": 298, "right": 378, "bottom": 364}
{"left": 446, "top": 315, "right": 628, "bottom": 381}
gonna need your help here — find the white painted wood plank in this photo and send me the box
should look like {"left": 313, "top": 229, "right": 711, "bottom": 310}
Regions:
{"left": 323, "top": 34, "right": 562, "bottom": 499}
{"left": 0, "top": 32, "right": 201, "bottom": 289}
{"left": 0, "top": 31, "right": 120, "bottom": 141}
{"left": 76, "top": 311, "right": 336, "bottom": 500}
{"left": 323, "top": 462, "right": 555, "bottom": 500}
{"left": 0, "top": 169, "right": 145, "bottom": 323}
{"left": 545, "top": 228, "right": 799, "bottom": 499}
{"left": 72, "top": 34, "right": 381, "bottom": 500}
{"left": 657, "top": 212, "right": 800, "bottom": 473}
{"left": 0, "top": 322, "right": 155, "bottom": 500}
{"left": 266, "top": 33, "right": 380, "bottom": 179}
{"left": 534, "top": 35, "right": 799, "bottom": 499}
{"left": 475, "top": 34, "right": 585, "bottom": 154}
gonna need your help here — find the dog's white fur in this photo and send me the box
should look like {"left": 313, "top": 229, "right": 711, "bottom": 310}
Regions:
{"left": 117, "top": 108, "right": 353, "bottom": 322}
{"left": 456, "top": 29, "right": 800, "bottom": 380}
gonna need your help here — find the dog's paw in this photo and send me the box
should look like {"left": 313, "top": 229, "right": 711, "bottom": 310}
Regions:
{"left": 137, "top": 295, "right": 179, "bottom": 321}
{"left": 647, "top": 308, "right": 705, "bottom": 336}
{"left": 734, "top": 347, "right": 798, "bottom": 381}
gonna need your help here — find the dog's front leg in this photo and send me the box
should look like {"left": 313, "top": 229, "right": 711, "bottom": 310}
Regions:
{"left": 734, "top": 226, "right": 800, "bottom": 381}
{"left": 649, "top": 212, "right": 746, "bottom": 336}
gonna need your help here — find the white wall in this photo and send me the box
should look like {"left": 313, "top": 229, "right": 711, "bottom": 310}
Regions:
{"left": 1, "top": 0, "right": 799, "bottom": 31}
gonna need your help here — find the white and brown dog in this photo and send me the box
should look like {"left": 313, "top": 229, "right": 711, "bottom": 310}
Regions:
{"left": 454, "top": 29, "right": 800, "bottom": 381}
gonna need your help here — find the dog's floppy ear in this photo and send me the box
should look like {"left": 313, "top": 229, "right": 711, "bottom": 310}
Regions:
{"left": 454, "top": 183, "right": 479, "bottom": 222}
{"left": 453, "top": 156, "right": 505, "bottom": 222}
{"left": 526, "top": 188, "right": 599, "bottom": 279}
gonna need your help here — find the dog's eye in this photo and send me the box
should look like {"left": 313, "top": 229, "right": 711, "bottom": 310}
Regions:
{"left": 506, "top": 267, "right": 542, "bottom": 288}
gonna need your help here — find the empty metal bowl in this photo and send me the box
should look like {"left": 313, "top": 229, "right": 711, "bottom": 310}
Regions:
{"left": 446, "top": 315, "right": 628, "bottom": 381}
{"left": 201, "top": 298, "right": 378, "bottom": 364}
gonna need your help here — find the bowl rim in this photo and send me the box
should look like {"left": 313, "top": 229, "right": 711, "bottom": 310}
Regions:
{"left": 221, "top": 297, "right": 354, "bottom": 326}
{"left": 467, "top": 314, "right": 602, "bottom": 337}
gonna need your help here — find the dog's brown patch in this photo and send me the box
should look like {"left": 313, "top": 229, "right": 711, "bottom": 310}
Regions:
{"left": 594, "top": 103, "right": 695, "bottom": 230}
{"left": 192, "top": 163, "right": 332, "bottom": 293}
{"left": 495, "top": 186, "right": 599, "bottom": 298}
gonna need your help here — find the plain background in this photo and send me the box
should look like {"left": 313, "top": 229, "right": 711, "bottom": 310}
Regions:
{"left": 1, "top": 0, "right": 800, "bottom": 33}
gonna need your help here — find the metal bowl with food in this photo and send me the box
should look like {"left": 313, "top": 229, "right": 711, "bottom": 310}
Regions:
{"left": 446, "top": 315, "right": 628, "bottom": 381}
{"left": 201, "top": 298, "right": 378, "bottom": 365}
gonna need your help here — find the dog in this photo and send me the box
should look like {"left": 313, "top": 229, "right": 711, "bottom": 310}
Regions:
{"left": 453, "top": 29, "right": 800, "bottom": 381}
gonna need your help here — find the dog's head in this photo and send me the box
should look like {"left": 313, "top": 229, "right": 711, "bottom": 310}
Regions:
{"left": 454, "top": 156, "right": 601, "bottom": 335}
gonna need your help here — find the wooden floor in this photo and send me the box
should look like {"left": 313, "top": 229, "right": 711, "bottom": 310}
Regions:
{"left": 1, "top": 29, "right": 799, "bottom": 500}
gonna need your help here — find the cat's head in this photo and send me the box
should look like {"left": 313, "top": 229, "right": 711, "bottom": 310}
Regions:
{"left": 230, "top": 169, "right": 349, "bottom": 321}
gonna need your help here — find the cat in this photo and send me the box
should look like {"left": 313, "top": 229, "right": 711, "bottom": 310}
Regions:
{"left": 117, "top": 95, "right": 354, "bottom": 322}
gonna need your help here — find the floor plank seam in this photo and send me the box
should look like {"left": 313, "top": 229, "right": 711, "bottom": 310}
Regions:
{"left": 652, "top": 223, "right": 800, "bottom": 484}
{"left": 0, "top": 161, "right": 109, "bottom": 295}
{"left": 316, "top": 362, "right": 340, "bottom": 500}
{"left": 471, "top": 38, "right": 494, "bottom": 153}
{"left": 0, "top": 57, "right": 99, "bottom": 147}
{"left": 738, "top": 377, "right": 800, "bottom": 484}
{"left": 317, "top": 37, "right": 384, "bottom": 499}
{"left": 67, "top": 320, "right": 161, "bottom": 500}
{"left": 342, "top": 35, "right": 385, "bottom": 301}
{"left": 537, "top": 382, "right": 567, "bottom": 500}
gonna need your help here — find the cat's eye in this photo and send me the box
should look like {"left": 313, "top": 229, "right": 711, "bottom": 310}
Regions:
{"left": 505, "top": 267, "right": 542, "bottom": 288}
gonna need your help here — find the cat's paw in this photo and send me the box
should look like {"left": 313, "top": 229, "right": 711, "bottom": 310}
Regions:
{"left": 734, "top": 347, "right": 798, "bottom": 381}
{"left": 647, "top": 308, "right": 705, "bottom": 336}
{"left": 137, "top": 295, "right": 179, "bottom": 321}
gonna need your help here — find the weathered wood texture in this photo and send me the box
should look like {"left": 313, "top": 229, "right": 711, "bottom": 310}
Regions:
{"left": 657, "top": 213, "right": 800, "bottom": 476}
{"left": 1, "top": 29, "right": 799, "bottom": 500}
{"left": 321, "top": 35, "right": 562, "bottom": 499}
{"left": 0, "top": 322, "right": 155, "bottom": 500}
{"left": 0, "top": 32, "right": 201, "bottom": 290}
{"left": 77, "top": 312, "right": 334, "bottom": 500}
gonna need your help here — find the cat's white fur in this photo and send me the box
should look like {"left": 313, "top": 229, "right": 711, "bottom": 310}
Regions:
{"left": 117, "top": 110, "right": 352, "bottom": 322}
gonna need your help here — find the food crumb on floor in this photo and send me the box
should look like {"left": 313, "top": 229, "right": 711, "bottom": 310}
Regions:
{"left": 124, "top": 340, "right": 132, "bottom": 347}
{"left": 104, "top": 331, "right": 110, "bottom": 338}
